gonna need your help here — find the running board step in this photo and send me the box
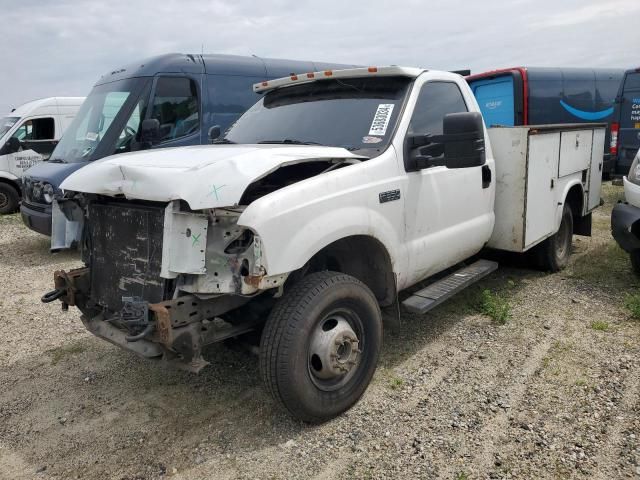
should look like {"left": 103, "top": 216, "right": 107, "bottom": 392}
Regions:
{"left": 402, "top": 259, "right": 498, "bottom": 315}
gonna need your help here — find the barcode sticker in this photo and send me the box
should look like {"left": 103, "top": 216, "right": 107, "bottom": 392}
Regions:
{"left": 369, "top": 104, "right": 394, "bottom": 136}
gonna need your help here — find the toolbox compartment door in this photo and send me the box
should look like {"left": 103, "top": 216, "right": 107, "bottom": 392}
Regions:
{"left": 525, "top": 133, "right": 560, "bottom": 248}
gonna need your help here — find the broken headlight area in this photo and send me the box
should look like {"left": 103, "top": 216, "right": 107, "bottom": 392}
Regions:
{"left": 46, "top": 196, "right": 286, "bottom": 371}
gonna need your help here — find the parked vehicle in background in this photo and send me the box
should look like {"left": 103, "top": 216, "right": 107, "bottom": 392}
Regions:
{"left": 45, "top": 66, "right": 604, "bottom": 422}
{"left": 466, "top": 67, "right": 624, "bottom": 177}
{"left": 610, "top": 68, "right": 640, "bottom": 176}
{"left": 611, "top": 151, "right": 640, "bottom": 274}
{"left": 20, "top": 53, "right": 353, "bottom": 235}
{"left": 0, "top": 97, "right": 84, "bottom": 214}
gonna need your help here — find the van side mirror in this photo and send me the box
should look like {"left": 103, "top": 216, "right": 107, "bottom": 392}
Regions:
{"left": 1, "top": 137, "right": 22, "bottom": 155}
{"left": 140, "top": 119, "right": 160, "bottom": 147}
{"left": 208, "top": 125, "right": 221, "bottom": 143}
{"left": 442, "top": 112, "right": 485, "bottom": 169}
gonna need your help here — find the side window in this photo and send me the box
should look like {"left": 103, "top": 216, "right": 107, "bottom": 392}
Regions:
{"left": 206, "top": 75, "right": 261, "bottom": 133}
{"left": 12, "top": 118, "right": 55, "bottom": 141}
{"left": 408, "top": 82, "right": 468, "bottom": 135}
{"left": 150, "top": 77, "right": 199, "bottom": 142}
{"left": 112, "top": 87, "right": 151, "bottom": 154}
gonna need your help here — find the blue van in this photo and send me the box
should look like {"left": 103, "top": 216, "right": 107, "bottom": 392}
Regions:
{"left": 21, "top": 53, "right": 351, "bottom": 235}
{"left": 466, "top": 67, "right": 625, "bottom": 176}
{"left": 611, "top": 68, "right": 640, "bottom": 176}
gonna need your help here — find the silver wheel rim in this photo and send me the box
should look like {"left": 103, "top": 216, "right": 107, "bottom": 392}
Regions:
{"left": 308, "top": 310, "right": 363, "bottom": 391}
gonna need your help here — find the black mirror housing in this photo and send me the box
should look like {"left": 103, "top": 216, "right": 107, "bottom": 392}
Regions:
{"left": 1, "top": 137, "right": 22, "bottom": 155}
{"left": 442, "top": 112, "right": 485, "bottom": 169}
{"left": 208, "top": 125, "right": 221, "bottom": 143}
{"left": 404, "top": 112, "right": 485, "bottom": 172}
{"left": 140, "top": 119, "right": 160, "bottom": 146}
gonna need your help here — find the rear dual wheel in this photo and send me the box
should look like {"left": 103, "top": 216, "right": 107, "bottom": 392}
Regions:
{"left": 535, "top": 204, "right": 573, "bottom": 272}
{"left": 259, "top": 271, "right": 382, "bottom": 423}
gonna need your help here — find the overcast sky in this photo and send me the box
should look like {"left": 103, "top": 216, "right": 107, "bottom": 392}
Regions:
{"left": 1, "top": 0, "right": 639, "bottom": 113}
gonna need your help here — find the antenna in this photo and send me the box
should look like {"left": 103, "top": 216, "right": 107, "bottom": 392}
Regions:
{"left": 201, "top": 44, "right": 204, "bottom": 55}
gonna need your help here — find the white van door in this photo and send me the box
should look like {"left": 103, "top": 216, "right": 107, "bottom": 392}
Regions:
{"left": 4, "top": 117, "right": 58, "bottom": 177}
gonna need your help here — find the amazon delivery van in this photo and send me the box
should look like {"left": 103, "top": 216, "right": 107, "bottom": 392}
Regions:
{"left": 0, "top": 97, "right": 84, "bottom": 214}
{"left": 466, "top": 67, "right": 624, "bottom": 177}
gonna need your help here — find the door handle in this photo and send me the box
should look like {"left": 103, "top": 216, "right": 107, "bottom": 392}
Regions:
{"left": 482, "top": 164, "right": 491, "bottom": 189}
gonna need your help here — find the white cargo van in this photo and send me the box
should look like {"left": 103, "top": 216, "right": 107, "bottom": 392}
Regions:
{"left": 0, "top": 97, "right": 84, "bottom": 213}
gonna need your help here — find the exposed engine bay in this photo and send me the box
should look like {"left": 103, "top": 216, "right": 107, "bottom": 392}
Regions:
{"left": 45, "top": 154, "right": 362, "bottom": 371}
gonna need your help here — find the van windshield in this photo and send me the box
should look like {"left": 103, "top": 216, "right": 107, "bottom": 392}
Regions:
{"left": 51, "top": 78, "right": 151, "bottom": 163}
{"left": 0, "top": 116, "right": 19, "bottom": 141}
{"left": 223, "top": 76, "right": 412, "bottom": 155}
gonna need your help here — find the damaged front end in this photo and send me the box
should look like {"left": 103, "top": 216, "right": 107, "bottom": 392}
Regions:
{"left": 45, "top": 196, "right": 285, "bottom": 372}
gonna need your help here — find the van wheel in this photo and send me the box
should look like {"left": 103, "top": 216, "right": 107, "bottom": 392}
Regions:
{"left": 0, "top": 183, "right": 19, "bottom": 215}
{"left": 260, "top": 271, "right": 382, "bottom": 423}
{"left": 630, "top": 250, "right": 640, "bottom": 276}
{"left": 536, "top": 204, "right": 573, "bottom": 272}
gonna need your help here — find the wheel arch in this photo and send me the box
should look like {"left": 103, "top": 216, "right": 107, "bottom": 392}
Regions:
{"left": 562, "top": 182, "right": 590, "bottom": 235}
{"left": 0, "top": 175, "right": 21, "bottom": 196}
{"left": 301, "top": 235, "right": 396, "bottom": 306}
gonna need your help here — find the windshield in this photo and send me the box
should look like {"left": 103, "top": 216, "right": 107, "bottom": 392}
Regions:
{"left": 223, "top": 76, "right": 412, "bottom": 155}
{"left": 51, "top": 77, "right": 151, "bottom": 163}
{"left": 0, "top": 116, "right": 19, "bottom": 141}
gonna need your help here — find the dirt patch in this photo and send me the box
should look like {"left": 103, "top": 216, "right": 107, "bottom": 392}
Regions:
{"left": 0, "top": 184, "right": 639, "bottom": 479}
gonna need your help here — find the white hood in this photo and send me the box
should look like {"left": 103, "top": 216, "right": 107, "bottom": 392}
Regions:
{"left": 60, "top": 144, "right": 364, "bottom": 209}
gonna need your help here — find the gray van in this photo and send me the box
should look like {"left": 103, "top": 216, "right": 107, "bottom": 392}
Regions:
{"left": 21, "top": 53, "right": 352, "bottom": 235}
{"left": 611, "top": 68, "right": 640, "bottom": 176}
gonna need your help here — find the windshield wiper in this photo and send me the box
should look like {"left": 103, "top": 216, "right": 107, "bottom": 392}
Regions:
{"left": 47, "top": 158, "right": 65, "bottom": 163}
{"left": 258, "top": 139, "right": 324, "bottom": 146}
{"left": 212, "top": 138, "right": 236, "bottom": 144}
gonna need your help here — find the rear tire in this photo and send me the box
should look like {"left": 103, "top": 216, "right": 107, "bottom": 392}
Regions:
{"left": 630, "top": 250, "right": 640, "bottom": 277}
{"left": 0, "top": 183, "right": 19, "bottom": 215}
{"left": 259, "top": 271, "right": 382, "bottom": 423}
{"left": 535, "top": 204, "right": 573, "bottom": 272}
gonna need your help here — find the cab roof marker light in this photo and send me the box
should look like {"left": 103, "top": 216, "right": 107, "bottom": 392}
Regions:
{"left": 253, "top": 66, "right": 427, "bottom": 93}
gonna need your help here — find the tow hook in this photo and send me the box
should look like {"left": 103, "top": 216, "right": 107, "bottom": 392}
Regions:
{"left": 41, "top": 288, "right": 66, "bottom": 304}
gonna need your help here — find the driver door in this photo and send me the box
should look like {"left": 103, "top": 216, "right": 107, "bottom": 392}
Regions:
{"left": 401, "top": 78, "right": 494, "bottom": 287}
{"left": 7, "top": 119, "right": 52, "bottom": 177}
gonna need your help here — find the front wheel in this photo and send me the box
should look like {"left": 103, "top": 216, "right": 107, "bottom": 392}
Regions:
{"left": 259, "top": 271, "right": 382, "bottom": 423}
{"left": 0, "top": 183, "right": 20, "bottom": 215}
{"left": 630, "top": 250, "right": 640, "bottom": 276}
{"left": 535, "top": 203, "right": 573, "bottom": 272}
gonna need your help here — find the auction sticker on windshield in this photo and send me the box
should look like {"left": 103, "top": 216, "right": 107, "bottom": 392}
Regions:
{"left": 369, "top": 104, "right": 394, "bottom": 136}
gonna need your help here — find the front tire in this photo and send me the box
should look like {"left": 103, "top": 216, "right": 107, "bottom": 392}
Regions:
{"left": 0, "top": 183, "right": 19, "bottom": 215}
{"left": 630, "top": 250, "right": 640, "bottom": 276}
{"left": 535, "top": 203, "right": 573, "bottom": 272}
{"left": 259, "top": 271, "right": 382, "bottom": 423}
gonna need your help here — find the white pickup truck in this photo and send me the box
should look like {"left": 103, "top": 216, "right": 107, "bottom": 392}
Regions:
{"left": 45, "top": 67, "right": 604, "bottom": 422}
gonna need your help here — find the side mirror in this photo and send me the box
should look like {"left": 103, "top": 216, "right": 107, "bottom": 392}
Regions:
{"left": 208, "top": 125, "right": 221, "bottom": 143}
{"left": 140, "top": 119, "right": 160, "bottom": 147}
{"left": 1, "top": 137, "right": 22, "bottom": 155}
{"left": 442, "top": 112, "right": 485, "bottom": 169}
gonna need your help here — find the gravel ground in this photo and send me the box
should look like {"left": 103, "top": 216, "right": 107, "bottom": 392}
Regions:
{"left": 0, "top": 183, "right": 639, "bottom": 479}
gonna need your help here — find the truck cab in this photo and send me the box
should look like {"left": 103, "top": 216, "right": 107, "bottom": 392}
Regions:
{"left": 0, "top": 97, "right": 84, "bottom": 213}
{"left": 46, "top": 67, "right": 602, "bottom": 423}
{"left": 20, "top": 53, "right": 353, "bottom": 235}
